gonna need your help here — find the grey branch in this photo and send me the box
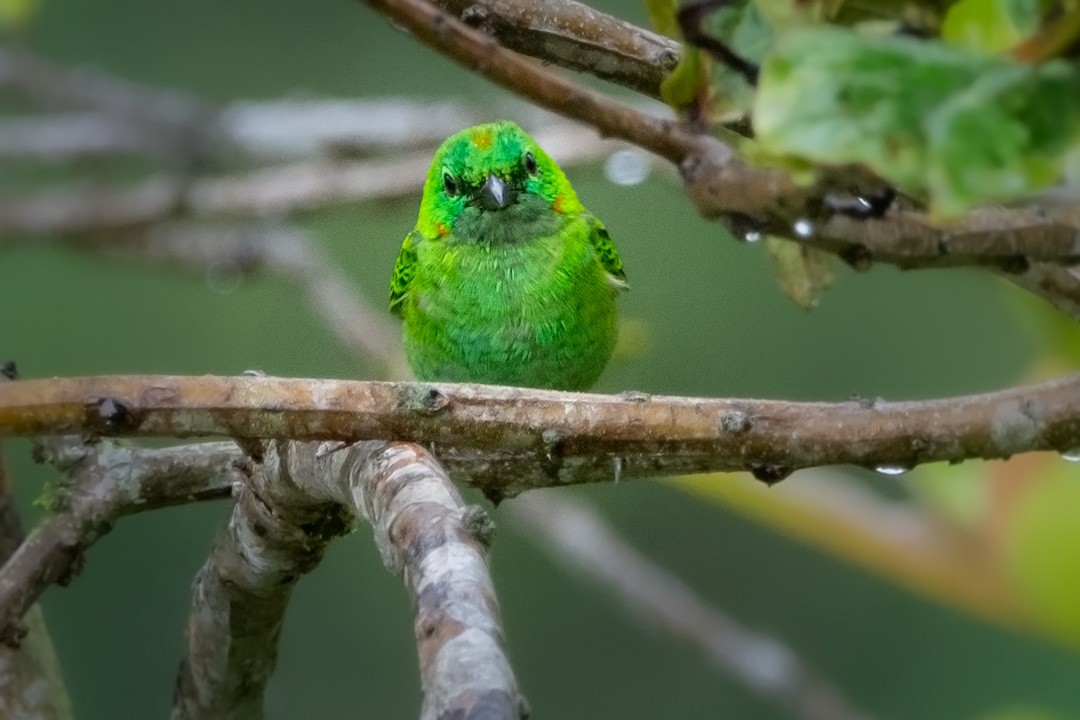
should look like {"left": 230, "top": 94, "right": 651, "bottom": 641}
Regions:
{"left": 172, "top": 441, "right": 351, "bottom": 720}
{"left": 0, "top": 439, "right": 237, "bottom": 649}
{"left": 0, "top": 120, "right": 619, "bottom": 236}
{"left": 431, "top": 0, "right": 679, "bottom": 97}
{"left": 510, "top": 491, "right": 874, "bottom": 720}
{"left": 174, "top": 439, "right": 522, "bottom": 719}
{"left": 290, "top": 441, "right": 526, "bottom": 720}
{"left": 0, "top": 49, "right": 478, "bottom": 163}
{"left": 2, "top": 374, "right": 1079, "bottom": 500}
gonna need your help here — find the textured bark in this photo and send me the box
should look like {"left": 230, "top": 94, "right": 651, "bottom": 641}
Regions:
{"left": 172, "top": 442, "right": 349, "bottom": 720}
{"left": 0, "top": 440, "right": 236, "bottom": 650}
{"left": 295, "top": 441, "right": 525, "bottom": 720}
{"left": 1, "top": 375, "right": 1078, "bottom": 500}
{"left": 172, "top": 440, "right": 523, "bottom": 720}
{"left": 432, "top": 0, "right": 678, "bottom": 97}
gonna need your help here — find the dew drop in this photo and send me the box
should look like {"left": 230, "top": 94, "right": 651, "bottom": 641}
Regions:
{"left": 792, "top": 218, "right": 814, "bottom": 238}
{"left": 1062, "top": 448, "right": 1080, "bottom": 463}
{"left": 874, "top": 464, "right": 909, "bottom": 476}
{"left": 604, "top": 149, "right": 651, "bottom": 186}
{"left": 743, "top": 231, "right": 762, "bottom": 243}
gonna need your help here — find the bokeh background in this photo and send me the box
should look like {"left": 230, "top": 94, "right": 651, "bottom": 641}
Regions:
{"left": 2, "top": 0, "right": 1079, "bottom": 718}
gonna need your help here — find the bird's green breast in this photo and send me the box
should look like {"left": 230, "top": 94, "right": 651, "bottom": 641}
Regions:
{"left": 401, "top": 217, "right": 618, "bottom": 390}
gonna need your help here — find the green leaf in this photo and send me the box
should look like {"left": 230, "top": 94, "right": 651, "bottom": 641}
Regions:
{"left": 941, "top": 0, "right": 1042, "bottom": 54}
{"left": 763, "top": 235, "right": 835, "bottom": 309}
{"left": 660, "top": 46, "right": 706, "bottom": 111}
{"left": 701, "top": 1, "right": 774, "bottom": 121}
{"left": 753, "top": 26, "right": 1080, "bottom": 216}
{"left": 644, "top": 0, "right": 680, "bottom": 37}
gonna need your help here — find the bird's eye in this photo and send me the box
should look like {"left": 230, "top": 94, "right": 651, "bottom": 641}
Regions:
{"left": 443, "top": 172, "right": 458, "bottom": 197}
{"left": 524, "top": 152, "right": 538, "bottom": 176}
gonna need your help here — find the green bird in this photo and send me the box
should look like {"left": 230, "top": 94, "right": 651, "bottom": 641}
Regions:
{"left": 390, "top": 121, "right": 627, "bottom": 390}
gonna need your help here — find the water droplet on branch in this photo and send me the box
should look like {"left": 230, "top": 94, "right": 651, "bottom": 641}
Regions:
{"left": 604, "top": 149, "right": 651, "bottom": 186}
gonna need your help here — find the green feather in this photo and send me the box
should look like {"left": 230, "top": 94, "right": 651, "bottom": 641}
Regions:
{"left": 389, "top": 231, "right": 418, "bottom": 317}
{"left": 389, "top": 121, "right": 627, "bottom": 390}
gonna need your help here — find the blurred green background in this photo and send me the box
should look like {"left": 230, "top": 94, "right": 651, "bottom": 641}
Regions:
{"left": 3, "top": 0, "right": 1080, "bottom": 718}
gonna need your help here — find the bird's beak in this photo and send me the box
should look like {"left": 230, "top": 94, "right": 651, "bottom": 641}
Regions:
{"left": 473, "top": 174, "right": 515, "bottom": 211}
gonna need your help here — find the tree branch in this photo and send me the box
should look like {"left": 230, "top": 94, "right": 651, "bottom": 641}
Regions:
{"left": 431, "top": 0, "right": 679, "bottom": 97}
{"left": 510, "top": 491, "right": 874, "bottom": 720}
{"left": 174, "top": 438, "right": 522, "bottom": 719}
{"left": 0, "top": 439, "right": 237, "bottom": 647}
{"left": 171, "top": 441, "right": 350, "bottom": 720}
{"left": 360, "top": 0, "right": 1080, "bottom": 310}
{"left": 0, "top": 120, "right": 616, "bottom": 236}
{"left": 1, "top": 374, "right": 1077, "bottom": 499}
{"left": 292, "top": 441, "right": 525, "bottom": 719}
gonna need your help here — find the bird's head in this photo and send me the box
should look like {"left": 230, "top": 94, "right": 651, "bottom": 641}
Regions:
{"left": 416, "top": 122, "right": 583, "bottom": 244}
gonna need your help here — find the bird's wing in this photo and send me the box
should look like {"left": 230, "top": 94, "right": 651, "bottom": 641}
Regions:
{"left": 389, "top": 232, "right": 420, "bottom": 317}
{"left": 587, "top": 216, "right": 628, "bottom": 290}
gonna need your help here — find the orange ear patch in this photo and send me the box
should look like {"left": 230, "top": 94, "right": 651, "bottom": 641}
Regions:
{"left": 552, "top": 194, "right": 565, "bottom": 214}
{"left": 471, "top": 130, "right": 493, "bottom": 149}
{"left": 436, "top": 223, "right": 450, "bottom": 237}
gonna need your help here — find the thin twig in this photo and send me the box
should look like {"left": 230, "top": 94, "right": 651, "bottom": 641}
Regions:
{"left": 1, "top": 374, "right": 1078, "bottom": 499}
{"left": 0, "top": 120, "right": 617, "bottom": 236}
{"left": 510, "top": 491, "right": 874, "bottom": 720}
{"left": 0, "top": 439, "right": 236, "bottom": 647}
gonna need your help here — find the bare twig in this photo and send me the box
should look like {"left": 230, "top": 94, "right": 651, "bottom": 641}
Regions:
{"left": 0, "top": 120, "right": 617, "bottom": 236}
{"left": 431, "top": 0, "right": 679, "bottom": 97}
{"left": 1, "top": 374, "right": 1078, "bottom": 499}
{"left": 510, "top": 491, "right": 873, "bottom": 720}
{"left": 0, "top": 102, "right": 478, "bottom": 163}
{"left": 0, "top": 48, "right": 219, "bottom": 165}
{"left": 0, "top": 439, "right": 236, "bottom": 647}
{"left": 362, "top": 0, "right": 701, "bottom": 164}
